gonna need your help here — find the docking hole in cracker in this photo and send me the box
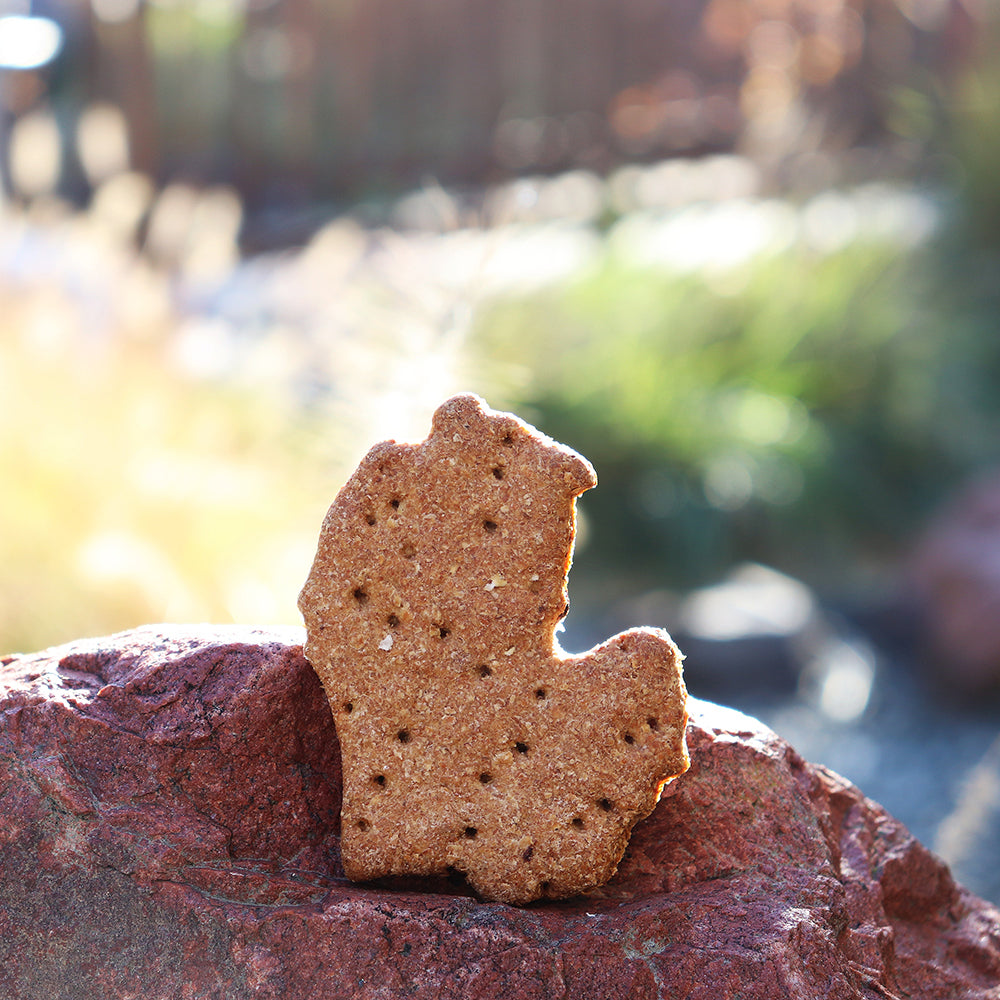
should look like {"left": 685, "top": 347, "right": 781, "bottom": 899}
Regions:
{"left": 298, "top": 393, "right": 689, "bottom": 905}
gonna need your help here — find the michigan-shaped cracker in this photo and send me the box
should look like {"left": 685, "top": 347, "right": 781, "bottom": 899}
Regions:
{"left": 299, "top": 394, "right": 688, "bottom": 904}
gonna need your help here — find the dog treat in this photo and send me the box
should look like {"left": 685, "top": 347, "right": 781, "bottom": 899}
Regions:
{"left": 299, "top": 394, "right": 689, "bottom": 905}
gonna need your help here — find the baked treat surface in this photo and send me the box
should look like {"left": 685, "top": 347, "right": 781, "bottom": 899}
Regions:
{"left": 299, "top": 394, "right": 688, "bottom": 904}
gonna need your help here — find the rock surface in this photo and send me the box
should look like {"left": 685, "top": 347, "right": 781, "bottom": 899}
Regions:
{"left": 2, "top": 626, "right": 999, "bottom": 999}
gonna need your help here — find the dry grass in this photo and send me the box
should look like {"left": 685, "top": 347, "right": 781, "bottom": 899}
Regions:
{"left": 0, "top": 193, "right": 481, "bottom": 654}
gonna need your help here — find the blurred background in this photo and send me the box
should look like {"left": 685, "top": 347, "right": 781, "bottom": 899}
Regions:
{"left": 3, "top": 0, "right": 1000, "bottom": 903}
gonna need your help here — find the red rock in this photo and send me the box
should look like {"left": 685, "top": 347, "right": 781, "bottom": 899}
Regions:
{"left": 910, "top": 469, "right": 1000, "bottom": 694}
{"left": 1, "top": 625, "right": 998, "bottom": 999}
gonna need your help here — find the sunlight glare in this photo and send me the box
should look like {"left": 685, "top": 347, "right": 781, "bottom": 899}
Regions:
{"left": 0, "top": 15, "right": 63, "bottom": 70}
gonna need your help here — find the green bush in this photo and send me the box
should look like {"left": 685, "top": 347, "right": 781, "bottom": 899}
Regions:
{"left": 471, "top": 220, "right": 1000, "bottom": 600}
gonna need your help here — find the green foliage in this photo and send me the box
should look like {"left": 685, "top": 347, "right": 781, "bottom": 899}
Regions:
{"left": 948, "top": 13, "right": 1000, "bottom": 253}
{"left": 472, "top": 230, "right": 1000, "bottom": 596}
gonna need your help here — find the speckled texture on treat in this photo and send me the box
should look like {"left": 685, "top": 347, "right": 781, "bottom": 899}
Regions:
{"left": 298, "top": 394, "right": 689, "bottom": 904}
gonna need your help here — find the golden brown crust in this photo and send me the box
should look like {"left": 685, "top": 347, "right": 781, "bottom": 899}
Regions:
{"left": 299, "top": 394, "right": 689, "bottom": 904}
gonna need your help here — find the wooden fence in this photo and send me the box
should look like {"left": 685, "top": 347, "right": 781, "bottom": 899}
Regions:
{"left": 7, "top": 0, "right": 972, "bottom": 205}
